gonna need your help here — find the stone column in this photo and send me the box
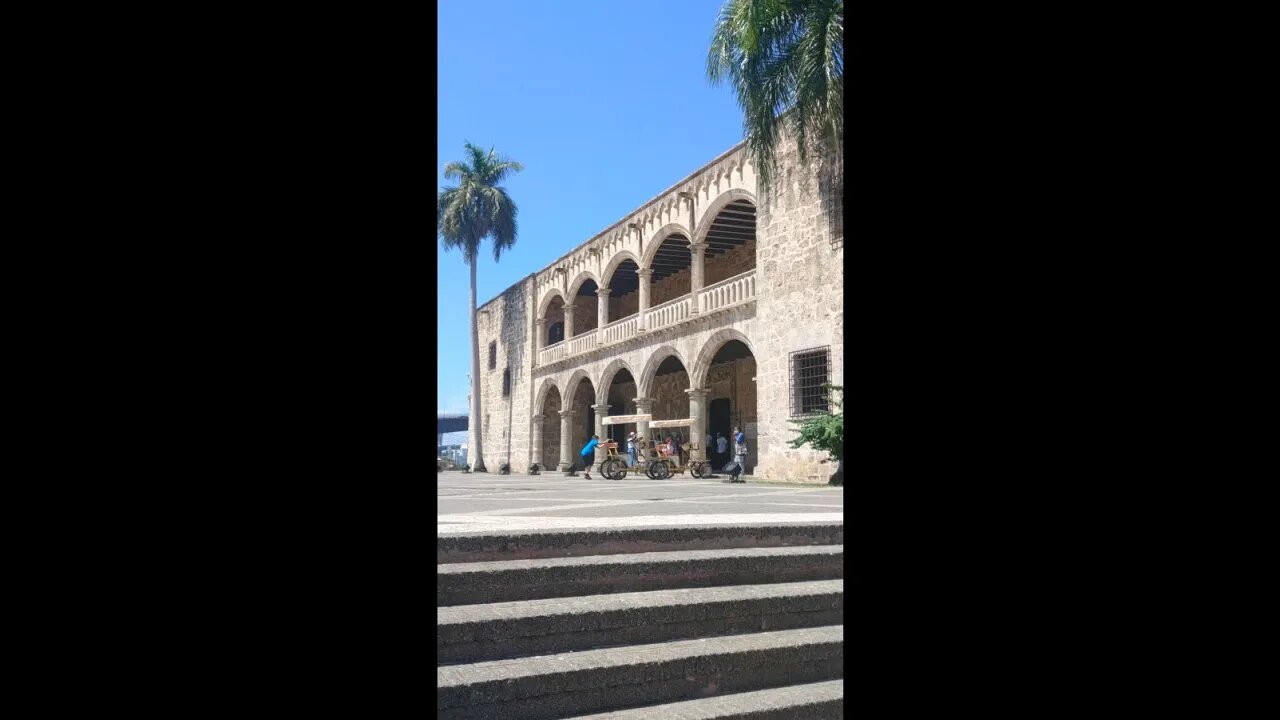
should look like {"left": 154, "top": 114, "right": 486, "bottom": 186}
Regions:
{"left": 685, "top": 388, "right": 709, "bottom": 462}
{"left": 689, "top": 242, "right": 707, "bottom": 315}
{"left": 558, "top": 409, "right": 575, "bottom": 472}
{"left": 634, "top": 397, "right": 653, "bottom": 461}
{"left": 530, "top": 414, "right": 544, "bottom": 469}
{"left": 596, "top": 287, "right": 610, "bottom": 345}
{"left": 637, "top": 268, "right": 652, "bottom": 332}
{"left": 591, "top": 403, "right": 610, "bottom": 463}
{"left": 563, "top": 305, "right": 575, "bottom": 342}
{"left": 535, "top": 317, "right": 546, "bottom": 351}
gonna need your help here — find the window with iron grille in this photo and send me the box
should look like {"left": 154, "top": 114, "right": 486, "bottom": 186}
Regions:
{"left": 790, "top": 347, "right": 831, "bottom": 416}
{"left": 488, "top": 341, "right": 496, "bottom": 370}
{"left": 502, "top": 368, "right": 511, "bottom": 397}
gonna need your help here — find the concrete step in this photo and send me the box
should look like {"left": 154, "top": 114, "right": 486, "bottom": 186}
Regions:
{"left": 438, "top": 579, "right": 844, "bottom": 664}
{"left": 437, "top": 545, "right": 844, "bottom": 606}
{"left": 561, "top": 680, "right": 844, "bottom": 719}
{"left": 438, "top": 522, "right": 844, "bottom": 564}
{"left": 436, "top": 625, "right": 844, "bottom": 720}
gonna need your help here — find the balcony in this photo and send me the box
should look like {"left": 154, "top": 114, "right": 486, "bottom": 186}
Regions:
{"left": 536, "top": 269, "right": 756, "bottom": 367}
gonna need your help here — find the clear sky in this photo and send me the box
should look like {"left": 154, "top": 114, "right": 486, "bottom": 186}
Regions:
{"left": 438, "top": 0, "right": 745, "bottom": 414}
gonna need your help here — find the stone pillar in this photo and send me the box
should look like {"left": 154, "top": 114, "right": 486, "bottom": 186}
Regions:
{"left": 591, "top": 403, "right": 610, "bottom": 463}
{"left": 637, "top": 268, "right": 652, "bottom": 332}
{"left": 686, "top": 388, "right": 710, "bottom": 462}
{"left": 563, "top": 305, "right": 575, "bottom": 341}
{"left": 596, "top": 287, "right": 610, "bottom": 344}
{"left": 689, "top": 242, "right": 707, "bottom": 315}
{"left": 535, "top": 317, "right": 546, "bottom": 351}
{"left": 634, "top": 397, "right": 653, "bottom": 461}
{"left": 558, "top": 410, "right": 575, "bottom": 472}
{"left": 531, "top": 414, "right": 544, "bottom": 468}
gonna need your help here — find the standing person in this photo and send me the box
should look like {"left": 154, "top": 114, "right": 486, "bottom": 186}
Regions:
{"left": 626, "top": 431, "right": 638, "bottom": 467}
{"left": 730, "top": 425, "right": 748, "bottom": 482}
{"left": 716, "top": 432, "right": 728, "bottom": 470}
{"left": 579, "top": 434, "right": 600, "bottom": 480}
{"left": 672, "top": 431, "right": 683, "bottom": 466}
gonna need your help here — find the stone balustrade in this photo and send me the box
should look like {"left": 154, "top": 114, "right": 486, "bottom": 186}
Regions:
{"left": 568, "top": 332, "right": 596, "bottom": 356}
{"left": 699, "top": 269, "right": 757, "bottom": 315}
{"left": 602, "top": 315, "right": 639, "bottom": 345}
{"left": 538, "top": 341, "right": 566, "bottom": 366}
{"left": 645, "top": 295, "right": 692, "bottom": 332}
{"left": 535, "top": 269, "right": 756, "bottom": 368}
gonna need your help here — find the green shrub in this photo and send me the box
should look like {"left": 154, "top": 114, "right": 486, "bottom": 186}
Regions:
{"left": 789, "top": 385, "right": 843, "bottom": 485}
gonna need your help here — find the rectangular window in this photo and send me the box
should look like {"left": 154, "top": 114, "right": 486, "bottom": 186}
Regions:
{"left": 790, "top": 347, "right": 831, "bottom": 416}
{"left": 502, "top": 368, "right": 511, "bottom": 397}
{"left": 488, "top": 341, "right": 496, "bottom": 370}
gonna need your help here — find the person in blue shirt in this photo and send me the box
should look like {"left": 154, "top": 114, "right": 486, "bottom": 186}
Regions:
{"left": 580, "top": 435, "right": 600, "bottom": 480}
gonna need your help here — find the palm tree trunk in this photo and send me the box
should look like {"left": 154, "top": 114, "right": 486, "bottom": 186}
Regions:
{"left": 469, "top": 257, "right": 486, "bottom": 472}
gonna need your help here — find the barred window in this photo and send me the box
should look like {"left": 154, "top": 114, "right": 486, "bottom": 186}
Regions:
{"left": 488, "top": 341, "right": 496, "bottom": 370}
{"left": 790, "top": 347, "right": 831, "bottom": 416}
{"left": 502, "top": 368, "right": 511, "bottom": 397}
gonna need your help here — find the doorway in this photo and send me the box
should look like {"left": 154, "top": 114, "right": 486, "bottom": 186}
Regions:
{"left": 709, "top": 398, "right": 731, "bottom": 464}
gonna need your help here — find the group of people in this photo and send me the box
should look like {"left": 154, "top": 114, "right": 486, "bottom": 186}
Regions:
{"left": 576, "top": 425, "right": 749, "bottom": 483}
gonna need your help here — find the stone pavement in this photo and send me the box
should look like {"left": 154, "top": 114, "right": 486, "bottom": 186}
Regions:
{"left": 437, "top": 472, "right": 843, "bottom": 534}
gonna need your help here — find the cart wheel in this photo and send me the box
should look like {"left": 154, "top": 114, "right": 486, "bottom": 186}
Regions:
{"left": 653, "top": 460, "right": 672, "bottom": 480}
{"left": 604, "top": 459, "right": 626, "bottom": 480}
{"left": 645, "top": 460, "right": 661, "bottom": 479}
{"left": 690, "top": 461, "right": 707, "bottom": 478}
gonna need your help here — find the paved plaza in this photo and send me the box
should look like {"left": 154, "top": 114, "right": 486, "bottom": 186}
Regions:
{"left": 437, "top": 472, "right": 844, "bottom": 533}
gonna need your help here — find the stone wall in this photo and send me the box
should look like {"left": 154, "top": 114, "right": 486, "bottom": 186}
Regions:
{"left": 650, "top": 268, "right": 692, "bottom": 307}
{"left": 704, "top": 241, "right": 757, "bottom": 287}
{"left": 571, "top": 293, "right": 597, "bottom": 335}
{"left": 751, "top": 131, "right": 843, "bottom": 483}
{"left": 650, "top": 370, "right": 691, "bottom": 423}
{"left": 541, "top": 390, "right": 561, "bottom": 468}
{"left": 473, "top": 277, "right": 535, "bottom": 471}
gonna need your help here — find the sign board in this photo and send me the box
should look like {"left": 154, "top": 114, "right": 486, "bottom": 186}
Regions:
{"left": 602, "top": 414, "right": 651, "bottom": 426}
{"left": 601, "top": 415, "right": 692, "bottom": 429}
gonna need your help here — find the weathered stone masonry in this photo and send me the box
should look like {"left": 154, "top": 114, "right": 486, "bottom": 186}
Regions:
{"left": 471, "top": 131, "right": 842, "bottom": 483}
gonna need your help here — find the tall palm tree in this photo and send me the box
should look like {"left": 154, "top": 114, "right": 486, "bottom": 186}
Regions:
{"left": 438, "top": 142, "right": 523, "bottom": 472}
{"left": 707, "top": 0, "right": 843, "bottom": 195}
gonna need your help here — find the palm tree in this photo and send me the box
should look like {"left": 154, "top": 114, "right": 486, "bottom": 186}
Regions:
{"left": 707, "top": 0, "right": 843, "bottom": 195}
{"left": 438, "top": 142, "right": 524, "bottom": 472}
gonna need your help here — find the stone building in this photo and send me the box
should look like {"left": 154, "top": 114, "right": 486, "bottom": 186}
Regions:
{"left": 470, "top": 131, "right": 843, "bottom": 483}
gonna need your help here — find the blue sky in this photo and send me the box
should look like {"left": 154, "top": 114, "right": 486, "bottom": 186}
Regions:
{"left": 438, "top": 0, "right": 745, "bottom": 414}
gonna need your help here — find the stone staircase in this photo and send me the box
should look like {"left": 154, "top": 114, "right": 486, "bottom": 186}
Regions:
{"left": 437, "top": 523, "right": 844, "bottom": 719}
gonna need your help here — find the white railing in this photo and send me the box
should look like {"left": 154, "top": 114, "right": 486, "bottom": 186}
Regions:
{"left": 568, "top": 332, "right": 597, "bottom": 356}
{"left": 538, "top": 341, "right": 565, "bottom": 366}
{"left": 536, "top": 274, "right": 756, "bottom": 367}
{"left": 646, "top": 295, "right": 691, "bottom": 331}
{"left": 601, "top": 314, "right": 639, "bottom": 345}
{"left": 699, "top": 269, "right": 756, "bottom": 314}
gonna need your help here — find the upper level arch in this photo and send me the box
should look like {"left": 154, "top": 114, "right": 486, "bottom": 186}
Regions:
{"left": 538, "top": 287, "right": 567, "bottom": 318}
{"left": 693, "top": 189, "right": 758, "bottom": 247}
{"left": 567, "top": 270, "right": 601, "bottom": 299}
{"left": 640, "top": 223, "right": 692, "bottom": 271}
{"left": 602, "top": 250, "right": 643, "bottom": 285}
